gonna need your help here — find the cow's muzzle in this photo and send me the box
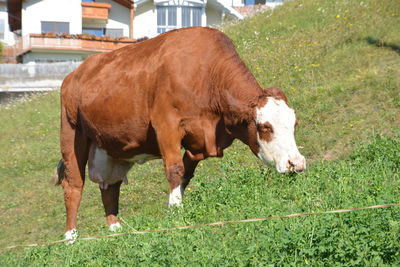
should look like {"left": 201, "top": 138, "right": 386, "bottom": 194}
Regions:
{"left": 287, "top": 156, "right": 306, "bottom": 173}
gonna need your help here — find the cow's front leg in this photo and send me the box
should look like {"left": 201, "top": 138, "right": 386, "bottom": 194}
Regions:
{"left": 181, "top": 152, "right": 199, "bottom": 192}
{"left": 153, "top": 111, "right": 188, "bottom": 206}
{"left": 100, "top": 181, "right": 122, "bottom": 231}
{"left": 165, "top": 160, "right": 185, "bottom": 207}
{"left": 156, "top": 132, "right": 186, "bottom": 206}
{"left": 166, "top": 154, "right": 199, "bottom": 206}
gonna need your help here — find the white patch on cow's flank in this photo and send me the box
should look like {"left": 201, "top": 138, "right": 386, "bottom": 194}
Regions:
{"left": 89, "top": 143, "right": 161, "bottom": 189}
{"left": 168, "top": 185, "right": 183, "bottom": 207}
{"left": 109, "top": 222, "right": 122, "bottom": 232}
{"left": 256, "top": 97, "right": 305, "bottom": 173}
{"left": 64, "top": 229, "right": 78, "bottom": 245}
{"left": 89, "top": 144, "right": 145, "bottom": 188}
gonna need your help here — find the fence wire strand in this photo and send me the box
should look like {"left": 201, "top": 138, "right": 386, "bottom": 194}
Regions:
{"left": 2, "top": 203, "right": 399, "bottom": 251}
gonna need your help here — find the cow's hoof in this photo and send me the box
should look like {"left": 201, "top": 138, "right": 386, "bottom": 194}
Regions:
{"left": 64, "top": 229, "right": 78, "bottom": 245}
{"left": 109, "top": 222, "right": 122, "bottom": 232}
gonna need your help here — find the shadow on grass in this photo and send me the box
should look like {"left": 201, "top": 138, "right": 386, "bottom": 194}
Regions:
{"left": 365, "top": 36, "right": 400, "bottom": 54}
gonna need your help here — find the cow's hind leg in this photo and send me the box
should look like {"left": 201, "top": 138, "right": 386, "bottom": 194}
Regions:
{"left": 60, "top": 106, "right": 89, "bottom": 242}
{"left": 100, "top": 181, "right": 123, "bottom": 231}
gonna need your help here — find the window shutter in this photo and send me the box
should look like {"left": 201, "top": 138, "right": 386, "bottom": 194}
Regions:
{"left": 105, "top": 28, "right": 123, "bottom": 38}
{"left": 182, "top": 7, "right": 191, "bottom": 28}
{"left": 57, "top": 22, "right": 69, "bottom": 34}
{"left": 41, "top": 21, "right": 69, "bottom": 34}
{"left": 41, "top": 22, "right": 54, "bottom": 33}
{"left": 168, "top": 7, "right": 177, "bottom": 26}
{"left": 192, "top": 8, "right": 202, "bottom": 26}
{"left": 0, "top": 19, "right": 4, "bottom": 33}
{"left": 157, "top": 7, "right": 167, "bottom": 26}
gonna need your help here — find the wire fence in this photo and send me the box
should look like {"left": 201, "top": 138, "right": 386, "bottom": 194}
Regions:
{"left": 2, "top": 203, "right": 399, "bottom": 251}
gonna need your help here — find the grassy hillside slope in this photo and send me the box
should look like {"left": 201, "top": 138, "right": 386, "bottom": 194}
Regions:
{"left": 224, "top": 0, "right": 400, "bottom": 160}
{"left": 1, "top": 0, "right": 399, "bottom": 264}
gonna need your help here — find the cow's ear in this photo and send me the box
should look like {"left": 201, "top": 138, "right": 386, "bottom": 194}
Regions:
{"left": 263, "top": 87, "right": 287, "bottom": 102}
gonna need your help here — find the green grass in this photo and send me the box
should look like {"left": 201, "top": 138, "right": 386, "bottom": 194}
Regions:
{"left": 1, "top": 0, "right": 400, "bottom": 264}
{"left": 223, "top": 0, "right": 400, "bottom": 160}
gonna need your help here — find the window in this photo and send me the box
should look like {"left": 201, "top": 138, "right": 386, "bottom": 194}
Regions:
{"left": 41, "top": 21, "right": 70, "bottom": 34}
{"left": 182, "top": 7, "right": 202, "bottom": 28}
{"left": 157, "top": 5, "right": 204, "bottom": 34}
{"left": 245, "top": 0, "right": 280, "bottom": 5}
{"left": 105, "top": 28, "right": 124, "bottom": 39}
{"left": 82, "top": 28, "right": 104, "bottom": 37}
{"left": 244, "top": 0, "right": 255, "bottom": 5}
{"left": 0, "top": 19, "right": 4, "bottom": 34}
{"left": 0, "top": 19, "right": 4, "bottom": 41}
{"left": 157, "top": 6, "right": 177, "bottom": 34}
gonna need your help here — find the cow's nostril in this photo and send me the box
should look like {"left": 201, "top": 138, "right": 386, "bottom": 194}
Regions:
{"left": 287, "top": 160, "right": 295, "bottom": 172}
{"left": 288, "top": 158, "right": 306, "bottom": 173}
{"left": 288, "top": 159, "right": 297, "bottom": 168}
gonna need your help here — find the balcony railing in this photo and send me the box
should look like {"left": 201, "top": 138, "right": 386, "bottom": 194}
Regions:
{"left": 12, "top": 34, "right": 138, "bottom": 57}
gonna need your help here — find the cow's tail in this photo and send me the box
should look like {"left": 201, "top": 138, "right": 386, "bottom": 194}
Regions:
{"left": 52, "top": 159, "right": 65, "bottom": 186}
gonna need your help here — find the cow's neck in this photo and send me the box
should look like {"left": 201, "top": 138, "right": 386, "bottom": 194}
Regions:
{"left": 213, "top": 58, "right": 263, "bottom": 130}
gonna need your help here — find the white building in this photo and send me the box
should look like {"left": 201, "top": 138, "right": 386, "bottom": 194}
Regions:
{"left": 6, "top": 0, "right": 282, "bottom": 63}
{"left": 0, "top": 0, "right": 16, "bottom": 45}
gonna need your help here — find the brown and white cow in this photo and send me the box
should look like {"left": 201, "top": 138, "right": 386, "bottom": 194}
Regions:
{"left": 56, "top": 27, "right": 305, "bottom": 241}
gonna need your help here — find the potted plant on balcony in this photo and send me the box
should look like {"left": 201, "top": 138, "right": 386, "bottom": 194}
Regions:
{"left": 103, "top": 34, "right": 113, "bottom": 42}
{"left": 60, "top": 32, "right": 71, "bottom": 39}
{"left": 81, "top": 32, "right": 91, "bottom": 40}
{"left": 42, "top": 31, "right": 57, "bottom": 38}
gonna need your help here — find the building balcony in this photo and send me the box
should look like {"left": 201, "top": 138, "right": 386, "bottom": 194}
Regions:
{"left": 11, "top": 34, "right": 137, "bottom": 58}
{"left": 81, "top": 2, "right": 111, "bottom": 24}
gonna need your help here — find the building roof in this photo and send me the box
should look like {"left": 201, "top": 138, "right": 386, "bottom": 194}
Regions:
{"left": 7, "top": 0, "right": 21, "bottom": 32}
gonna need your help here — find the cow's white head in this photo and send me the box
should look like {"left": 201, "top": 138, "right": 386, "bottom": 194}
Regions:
{"left": 252, "top": 88, "right": 306, "bottom": 173}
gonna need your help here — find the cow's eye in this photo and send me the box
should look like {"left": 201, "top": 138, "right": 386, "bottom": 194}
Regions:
{"left": 257, "top": 123, "right": 273, "bottom": 133}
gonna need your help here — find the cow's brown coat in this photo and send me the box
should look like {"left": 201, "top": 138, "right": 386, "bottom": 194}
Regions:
{"left": 59, "top": 27, "right": 293, "bottom": 232}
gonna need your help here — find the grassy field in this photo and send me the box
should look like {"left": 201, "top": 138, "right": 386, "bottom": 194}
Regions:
{"left": 223, "top": 0, "right": 400, "bottom": 160}
{"left": 1, "top": 0, "right": 400, "bottom": 264}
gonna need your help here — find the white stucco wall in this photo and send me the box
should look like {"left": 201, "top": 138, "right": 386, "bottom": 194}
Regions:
{"left": 22, "top": 0, "right": 82, "bottom": 36}
{"left": 221, "top": 0, "right": 283, "bottom": 7}
{"left": 97, "top": 0, "right": 131, "bottom": 38}
{"left": 133, "top": 1, "right": 157, "bottom": 39}
{"left": 206, "top": 5, "right": 223, "bottom": 27}
{"left": 219, "top": 0, "right": 242, "bottom": 7}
